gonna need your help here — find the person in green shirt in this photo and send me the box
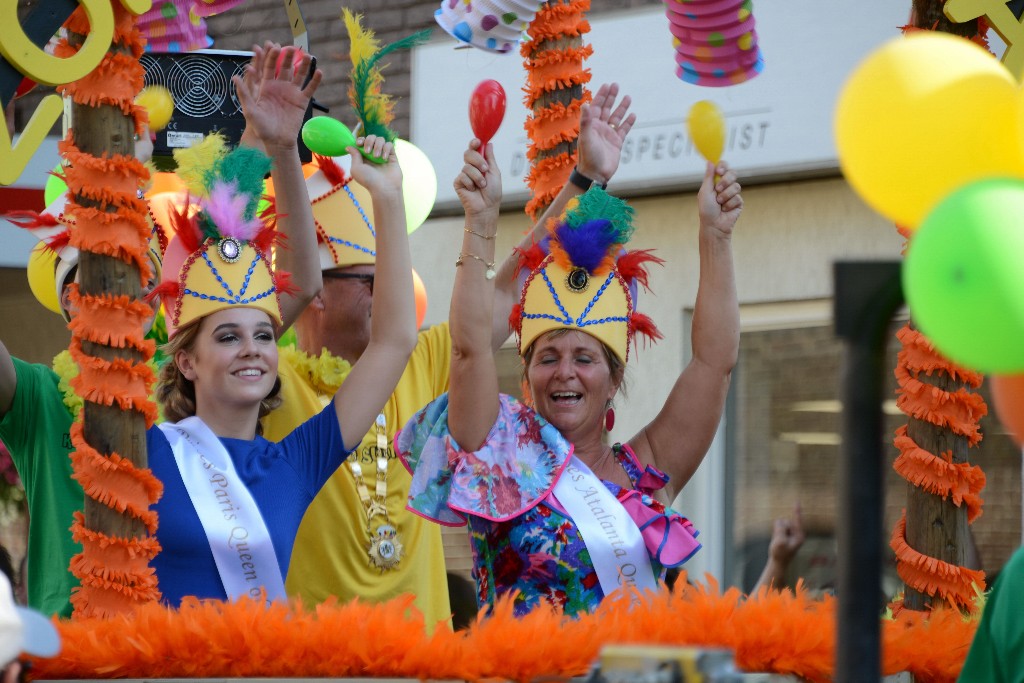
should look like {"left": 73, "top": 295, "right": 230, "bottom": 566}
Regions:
{"left": 958, "top": 545, "right": 1024, "bottom": 682}
{"left": 1, "top": 192, "right": 164, "bottom": 617}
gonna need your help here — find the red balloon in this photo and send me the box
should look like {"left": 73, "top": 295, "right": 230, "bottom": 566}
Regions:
{"left": 469, "top": 79, "right": 506, "bottom": 148}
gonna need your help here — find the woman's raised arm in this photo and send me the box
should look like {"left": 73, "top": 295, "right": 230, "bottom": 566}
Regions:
{"left": 331, "top": 136, "right": 417, "bottom": 451}
{"left": 449, "top": 140, "right": 503, "bottom": 451}
{"left": 630, "top": 161, "right": 742, "bottom": 498}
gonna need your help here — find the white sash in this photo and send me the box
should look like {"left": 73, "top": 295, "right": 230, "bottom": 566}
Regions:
{"left": 159, "top": 417, "right": 287, "bottom": 603}
{"left": 552, "top": 455, "right": 657, "bottom": 601}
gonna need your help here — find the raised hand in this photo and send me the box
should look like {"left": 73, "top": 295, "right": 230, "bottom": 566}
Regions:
{"left": 577, "top": 83, "right": 636, "bottom": 186}
{"left": 348, "top": 135, "right": 403, "bottom": 198}
{"left": 454, "top": 139, "right": 501, "bottom": 220}
{"left": 233, "top": 42, "right": 323, "bottom": 153}
{"left": 698, "top": 160, "right": 743, "bottom": 237}
{"left": 768, "top": 502, "right": 806, "bottom": 566}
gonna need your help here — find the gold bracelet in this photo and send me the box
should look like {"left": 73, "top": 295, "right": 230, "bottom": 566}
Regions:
{"left": 464, "top": 226, "right": 495, "bottom": 240}
{"left": 456, "top": 252, "right": 496, "bottom": 280}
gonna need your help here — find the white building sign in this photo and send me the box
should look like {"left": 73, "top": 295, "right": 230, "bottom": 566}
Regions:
{"left": 411, "top": 0, "right": 911, "bottom": 210}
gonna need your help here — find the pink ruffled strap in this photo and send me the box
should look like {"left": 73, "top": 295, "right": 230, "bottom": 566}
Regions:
{"left": 619, "top": 490, "right": 701, "bottom": 567}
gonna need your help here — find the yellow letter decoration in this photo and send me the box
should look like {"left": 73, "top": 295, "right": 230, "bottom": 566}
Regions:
{"left": 0, "top": 94, "right": 63, "bottom": 185}
{"left": 0, "top": 0, "right": 114, "bottom": 85}
{"left": 119, "top": 0, "right": 153, "bottom": 14}
{"left": 0, "top": 0, "right": 151, "bottom": 185}
{"left": 945, "top": 0, "right": 1024, "bottom": 79}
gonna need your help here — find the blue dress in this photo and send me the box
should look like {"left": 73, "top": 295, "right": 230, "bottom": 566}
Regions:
{"left": 148, "top": 403, "right": 350, "bottom": 605}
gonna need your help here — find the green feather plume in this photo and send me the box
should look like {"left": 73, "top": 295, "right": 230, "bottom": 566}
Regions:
{"left": 562, "top": 187, "right": 636, "bottom": 245}
{"left": 212, "top": 146, "right": 272, "bottom": 221}
{"left": 344, "top": 8, "right": 430, "bottom": 141}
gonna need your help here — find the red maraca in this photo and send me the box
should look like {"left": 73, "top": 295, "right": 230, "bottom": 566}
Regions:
{"left": 469, "top": 79, "right": 506, "bottom": 148}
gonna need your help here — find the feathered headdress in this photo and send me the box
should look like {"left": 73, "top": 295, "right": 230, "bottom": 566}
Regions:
{"left": 306, "top": 154, "right": 377, "bottom": 269}
{"left": 152, "top": 135, "right": 295, "bottom": 336}
{"left": 511, "top": 188, "right": 664, "bottom": 364}
{"left": 343, "top": 8, "right": 430, "bottom": 141}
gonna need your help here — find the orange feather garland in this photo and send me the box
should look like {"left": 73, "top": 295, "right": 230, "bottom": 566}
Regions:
{"left": 891, "top": 515, "right": 985, "bottom": 611}
{"left": 68, "top": 293, "right": 157, "bottom": 353}
{"left": 521, "top": 0, "right": 593, "bottom": 221}
{"left": 30, "top": 581, "right": 977, "bottom": 682}
{"left": 891, "top": 321, "right": 988, "bottom": 608}
{"left": 56, "top": 2, "right": 162, "bottom": 617}
{"left": 893, "top": 426, "right": 985, "bottom": 521}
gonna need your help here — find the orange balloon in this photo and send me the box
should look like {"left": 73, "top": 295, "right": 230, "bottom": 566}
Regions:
{"left": 148, "top": 191, "right": 197, "bottom": 240}
{"left": 989, "top": 374, "right": 1024, "bottom": 446}
{"left": 147, "top": 171, "right": 186, "bottom": 197}
{"left": 413, "top": 268, "right": 427, "bottom": 329}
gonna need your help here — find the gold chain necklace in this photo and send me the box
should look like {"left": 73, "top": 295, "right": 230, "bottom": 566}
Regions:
{"left": 349, "top": 413, "right": 403, "bottom": 571}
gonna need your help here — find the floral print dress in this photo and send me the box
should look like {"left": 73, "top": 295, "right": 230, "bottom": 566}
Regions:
{"left": 396, "top": 393, "right": 700, "bottom": 617}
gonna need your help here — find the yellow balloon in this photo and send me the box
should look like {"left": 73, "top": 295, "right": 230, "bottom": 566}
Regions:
{"left": 835, "top": 32, "right": 1024, "bottom": 229}
{"left": 136, "top": 86, "right": 175, "bottom": 132}
{"left": 26, "top": 242, "right": 61, "bottom": 315}
{"left": 688, "top": 100, "right": 725, "bottom": 165}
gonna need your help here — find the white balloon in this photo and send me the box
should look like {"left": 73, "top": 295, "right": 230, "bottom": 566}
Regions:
{"left": 395, "top": 139, "right": 437, "bottom": 234}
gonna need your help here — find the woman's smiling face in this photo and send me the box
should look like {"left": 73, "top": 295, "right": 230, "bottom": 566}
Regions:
{"left": 175, "top": 307, "right": 279, "bottom": 412}
{"left": 526, "top": 329, "right": 620, "bottom": 442}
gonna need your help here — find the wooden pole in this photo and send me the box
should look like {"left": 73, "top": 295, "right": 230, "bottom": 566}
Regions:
{"left": 522, "top": 0, "right": 592, "bottom": 222}
{"left": 62, "top": 3, "right": 160, "bottom": 617}
{"left": 899, "top": 0, "right": 983, "bottom": 613}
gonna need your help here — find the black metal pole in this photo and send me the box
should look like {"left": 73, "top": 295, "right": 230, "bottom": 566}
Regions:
{"left": 833, "top": 261, "right": 903, "bottom": 683}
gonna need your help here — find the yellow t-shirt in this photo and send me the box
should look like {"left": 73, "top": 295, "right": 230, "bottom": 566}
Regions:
{"left": 263, "top": 324, "right": 452, "bottom": 629}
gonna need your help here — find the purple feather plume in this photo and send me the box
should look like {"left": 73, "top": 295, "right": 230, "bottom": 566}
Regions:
{"left": 554, "top": 218, "right": 615, "bottom": 273}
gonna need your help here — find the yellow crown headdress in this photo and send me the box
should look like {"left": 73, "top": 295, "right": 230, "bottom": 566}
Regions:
{"left": 285, "top": 10, "right": 429, "bottom": 269}
{"left": 307, "top": 155, "right": 377, "bottom": 268}
{"left": 511, "top": 188, "right": 663, "bottom": 364}
{"left": 153, "top": 136, "right": 293, "bottom": 336}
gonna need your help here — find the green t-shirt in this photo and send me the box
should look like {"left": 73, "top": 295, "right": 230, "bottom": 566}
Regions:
{"left": 0, "top": 357, "right": 81, "bottom": 618}
{"left": 958, "top": 546, "right": 1024, "bottom": 682}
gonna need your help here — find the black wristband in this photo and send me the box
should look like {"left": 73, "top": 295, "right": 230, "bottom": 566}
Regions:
{"left": 568, "top": 167, "right": 607, "bottom": 191}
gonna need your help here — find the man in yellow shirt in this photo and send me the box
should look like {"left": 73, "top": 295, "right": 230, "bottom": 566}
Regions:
{"left": 264, "top": 84, "right": 635, "bottom": 628}
{"left": 262, "top": 155, "right": 455, "bottom": 627}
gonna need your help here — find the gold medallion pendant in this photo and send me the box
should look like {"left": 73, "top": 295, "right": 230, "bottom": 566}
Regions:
{"left": 351, "top": 413, "right": 403, "bottom": 572}
{"left": 368, "top": 524, "right": 403, "bottom": 571}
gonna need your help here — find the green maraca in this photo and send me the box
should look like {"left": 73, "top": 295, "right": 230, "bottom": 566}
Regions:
{"left": 301, "top": 116, "right": 385, "bottom": 163}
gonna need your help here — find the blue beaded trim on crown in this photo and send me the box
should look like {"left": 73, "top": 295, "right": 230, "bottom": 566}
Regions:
{"left": 343, "top": 183, "right": 376, "bottom": 239}
{"left": 181, "top": 288, "right": 276, "bottom": 304}
{"left": 520, "top": 269, "right": 629, "bottom": 328}
{"left": 327, "top": 235, "right": 376, "bottom": 257}
{"left": 192, "top": 249, "right": 272, "bottom": 303}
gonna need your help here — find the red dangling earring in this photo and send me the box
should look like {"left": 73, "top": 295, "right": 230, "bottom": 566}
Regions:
{"left": 605, "top": 405, "right": 615, "bottom": 432}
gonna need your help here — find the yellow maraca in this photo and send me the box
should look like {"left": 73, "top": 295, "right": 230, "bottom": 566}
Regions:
{"left": 687, "top": 100, "right": 725, "bottom": 178}
{"left": 135, "top": 85, "right": 174, "bottom": 132}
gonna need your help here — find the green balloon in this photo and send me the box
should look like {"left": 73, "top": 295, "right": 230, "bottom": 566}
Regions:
{"left": 903, "top": 177, "right": 1024, "bottom": 373}
{"left": 301, "top": 116, "right": 357, "bottom": 157}
{"left": 44, "top": 163, "right": 67, "bottom": 207}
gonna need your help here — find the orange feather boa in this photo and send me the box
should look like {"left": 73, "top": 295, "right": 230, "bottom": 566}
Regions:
{"left": 30, "top": 579, "right": 976, "bottom": 682}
